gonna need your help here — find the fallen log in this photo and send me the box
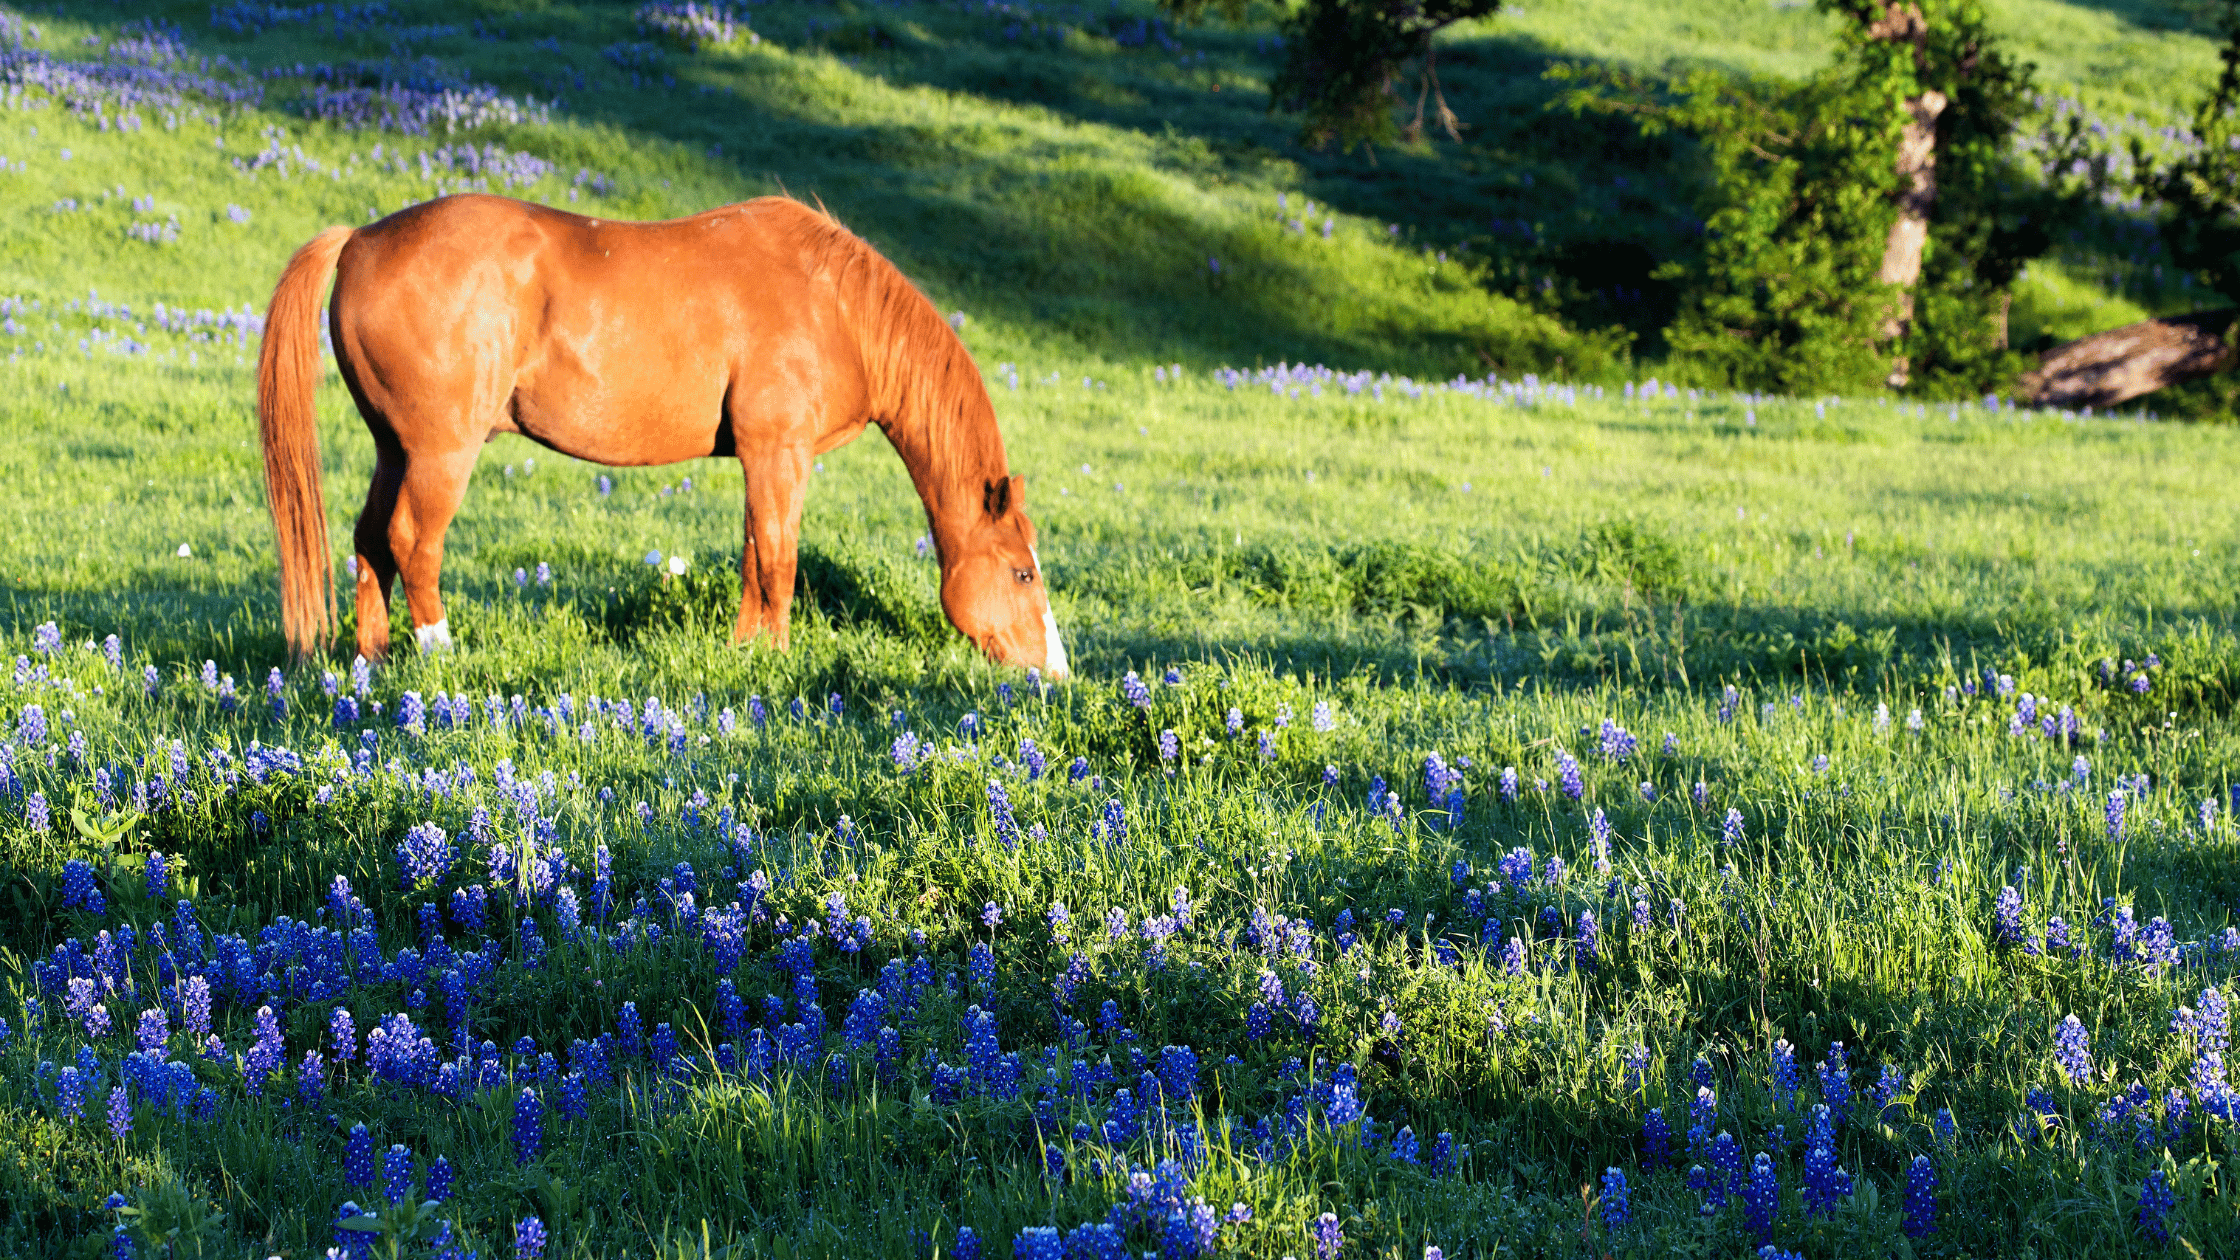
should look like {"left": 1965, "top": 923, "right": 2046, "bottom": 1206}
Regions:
{"left": 2017, "top": 308, "right": 2237, "bottom": 409}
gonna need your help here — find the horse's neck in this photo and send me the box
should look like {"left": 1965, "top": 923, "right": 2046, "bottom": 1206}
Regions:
{"left": 878, "top": 381, "right": 1007, "bottom": 564}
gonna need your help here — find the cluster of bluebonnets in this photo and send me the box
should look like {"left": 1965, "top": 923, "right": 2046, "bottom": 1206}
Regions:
{"left": 6, "top": 608, "right": 2236, "bottom": 1255}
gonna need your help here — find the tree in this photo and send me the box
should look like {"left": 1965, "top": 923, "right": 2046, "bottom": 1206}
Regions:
{"left": 1162, "top": 0, "right": 1501, "bottom": 150}
{"left": 1558, "top": 0, "right": 2059, "bottom": 396}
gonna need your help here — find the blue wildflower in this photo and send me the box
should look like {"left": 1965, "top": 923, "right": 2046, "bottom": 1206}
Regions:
{"left": 1742, "top": 1152, "right": 1777, "bottom": 1244}
{"left": 512, "top": 1087, "right": 544, "bottom": 1165}
{"left": 2054, "top": 1014, "right": 2093, "bottom": 1086}
{"left": 2138, "top": 1169, "right": 2174, "bottom": 1243}
{"left": 1601, "top": 1167, "right": 1630, "bottom": 1227}
{"left": 1903, "top": 1154, "right": 1936, "bottom": 1237}
{"left": 344, "top": 1123, "right": 374, "bottom": 1187}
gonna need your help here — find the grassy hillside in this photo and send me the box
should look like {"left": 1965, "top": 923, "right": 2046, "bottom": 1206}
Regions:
{"left": 1, "top": 0, "right": 2228, "bottom": 383}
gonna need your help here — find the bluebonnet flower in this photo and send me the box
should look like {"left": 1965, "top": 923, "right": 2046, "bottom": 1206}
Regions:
{"left": 1013, "top": 1226, "right": 1061, "bottom": 1260}
{"left": 1556, "top": 750, "right": 1583, "bottom": 800}
{"left": 515, "top": 1216, "right": 547, "bottom": 1260}
{"left": 1802, "top": 1135, "right": 1849, "bottom": 1218}
{"left": 1095, "top": 798, "right": 1127, "bottom": 845}
{"left": 1874, "top": 1063, "right": 1906, "bottom": 1113}
{"left": 142, "top": 664, "right": 159, "bottom": 697}
{"left": 1721, "top": 808, "right": 1744, "bottom": 847}
{"left": 985, "top": 779, "right": 1021, "bottom": 850}
{"left": 1993, "top": 885, "right": 2034, "bottom": 951}
{"left": 1705, "top": 1131, "right": 1741, "bottom": 1209}
{"left": 382, "top": 1144, "right": 413, "bottom": 1205}
{"left": 1312, "top": 701, "right": 1334, "bottom": 732}
{"left": 1158, "top": 729, "right": 1178, "bottom": 764}
{"left": 1902, "top": 1154, "right": 1936, "bottom": 1237}
{"left": 1742, "top": 1152, "right": 1777, "bottom": 1244}
{"left": 1643, "top": 1107, "right": 1671, "bottom": 1168}
{"left": 25, "top": 791, "right": 49, "bottom": 833}
{"left": 1226, "top": 707, "right": 1243, "bottom": 736}
{"left": 513, "top": 1087, "right": 544, "bottom": 1164}
{"left": 397, "top": 822, "right": 454, "bottom": 888}
{"left": 1575, "top": 910, "right": 1599, "bottom": 970}
{"left": 106, "top": 1086, "right": 130, "bottom": 1139}
{"left": 1817, "top": 1044, "right": 1851, "bottom": 1118}
{"left": 1498, "top": 766, "right": 1518, "bottom": 801}
{"left": 2055, "top": 1014, "right": 2093, "bottom": 1086}
{"left": 1588, "top": 1166, "right": 1629, "bottom": 1229}
{"left": 1018, "top": 739, "right": 1046, "bottom": 780}
{"left": 1311, "top": 1211, "right": 1342, "bottom": 1260}
{"left": 1588, "top": 809, "right": 1614, "bottom": 873}
{"left": 135, "top": 1006, "right": 168, "bottom": 1055}
{"left": 2138, "top": 1169, "right": 2174, "bottom": 1243}
{"left": 427, "top": 1156, "right": 454, "bottom": 1202}
{"left": 2107, "top": 789, "right": 2126, "bottom": 840}
{"left": 1498, "top": 846, "right": 1533, "bottom": 892}
{"left": 1598, "top": 720, "right": 1636, "bottom": 761}
{"left": 1770, "top": 1039, "right": 1798, "bottom": 1111}
{"left": 334, "top": 1203, "right": 369, "bottom": 1259}
{"left": 953, "top": 1226, "right": 981, "bottom": 1260}
{"left": 55, "top": 1066, "right": 86, "bottom": 1121}
{"left": 1122, "top": 672, "right": 1152, "bottom": 709}
{"left": 60, "top": 859, "right": 104, "bottom": 915}
{"left": 344, "top": 1123, "right": 375, "bottom": 1187}
{"left": 1499, "top": 936, "right": 1526, "bottom": 976}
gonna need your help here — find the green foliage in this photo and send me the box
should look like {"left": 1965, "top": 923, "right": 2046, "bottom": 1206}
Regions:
{"left": 1558, "top": 63, "right": 1901, "bottom": 395}
{"left": 1559, "top": 1, "right": 2078, "bottom": 397}
{"left": 1160, "top": 0, "right": 1503, "bottom": 151}
{"left": 2139, "top": 0, "right": 2240, "bottom": 307}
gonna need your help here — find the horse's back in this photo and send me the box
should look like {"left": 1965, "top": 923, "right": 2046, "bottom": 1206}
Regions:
{"left": 327, "top": 195, "right": 866, "bottom": 464}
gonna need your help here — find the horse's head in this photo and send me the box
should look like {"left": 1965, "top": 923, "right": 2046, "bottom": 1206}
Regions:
{"left": 941, "top": 474, "right": 1069, "bottom": 681}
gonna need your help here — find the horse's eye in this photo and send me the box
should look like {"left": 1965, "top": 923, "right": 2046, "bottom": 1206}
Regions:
{"left": 1013, "top": 568, "right": 1035, "bottom": 584}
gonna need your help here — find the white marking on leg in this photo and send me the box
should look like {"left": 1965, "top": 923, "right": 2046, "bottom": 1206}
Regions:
{"left": 414, "top": 618, "right": 453, "bottom": 652}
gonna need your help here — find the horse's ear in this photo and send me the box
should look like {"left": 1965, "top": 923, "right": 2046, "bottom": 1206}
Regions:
{"left": 983, "top": 476, "right": 1015, "bottom": 520}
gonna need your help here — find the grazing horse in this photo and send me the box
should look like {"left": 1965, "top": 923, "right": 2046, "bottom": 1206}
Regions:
{"left": 257, "top": 194, "right": 1069, "bottom": 677}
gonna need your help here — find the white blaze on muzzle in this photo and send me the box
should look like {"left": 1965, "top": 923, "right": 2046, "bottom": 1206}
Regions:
{"left": 1032, "top": 547, "right": 1069, "bottom": 681}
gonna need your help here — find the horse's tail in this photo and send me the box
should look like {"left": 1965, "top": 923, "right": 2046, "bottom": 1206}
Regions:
{"left": 257, "top": 225, "right": 353, "bottom": 658}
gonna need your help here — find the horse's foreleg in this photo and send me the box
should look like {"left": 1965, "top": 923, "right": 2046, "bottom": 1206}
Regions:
{"left": 388, "top": 446, "right": 477, "bottom": 652}
{"left": 352, "top": 449, "right": 405, "bottom": 662}
{"left": 735, "top": 445, "right": 810, "bottom": 648}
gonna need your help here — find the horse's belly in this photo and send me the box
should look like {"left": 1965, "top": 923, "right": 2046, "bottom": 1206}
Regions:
{"left": 508, "top": 384, "right": 727, "bottom": 467}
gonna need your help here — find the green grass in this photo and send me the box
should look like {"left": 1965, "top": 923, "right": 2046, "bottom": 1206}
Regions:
{"left": 2, "top": 2, "right": 2239, "bottom": 1258}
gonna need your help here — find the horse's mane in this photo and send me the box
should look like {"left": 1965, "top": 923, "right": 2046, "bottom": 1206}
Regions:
{"left": 765, "top": 200, "right": 1007, "bottom": 507}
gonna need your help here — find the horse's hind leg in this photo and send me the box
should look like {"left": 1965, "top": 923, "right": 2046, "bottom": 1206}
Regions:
{"left": 352, "top": 444, "right": 405, "bottom": 662}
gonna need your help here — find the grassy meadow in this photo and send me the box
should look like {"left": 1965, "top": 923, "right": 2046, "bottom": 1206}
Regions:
{"left": 3, "top": 1, "right": 2240, "bottom": 1258}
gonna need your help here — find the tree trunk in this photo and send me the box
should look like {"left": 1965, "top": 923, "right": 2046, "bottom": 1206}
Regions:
{"left": 2016, "top": 309, "right": 2238, "bottom": 409}
{"left": 1865, "top": 3, "right": 1944, "bottom": 389}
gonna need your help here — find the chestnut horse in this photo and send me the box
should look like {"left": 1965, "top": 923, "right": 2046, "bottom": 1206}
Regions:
{"left": 257, "top": 194, "right": 1068, "bottom": 677}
